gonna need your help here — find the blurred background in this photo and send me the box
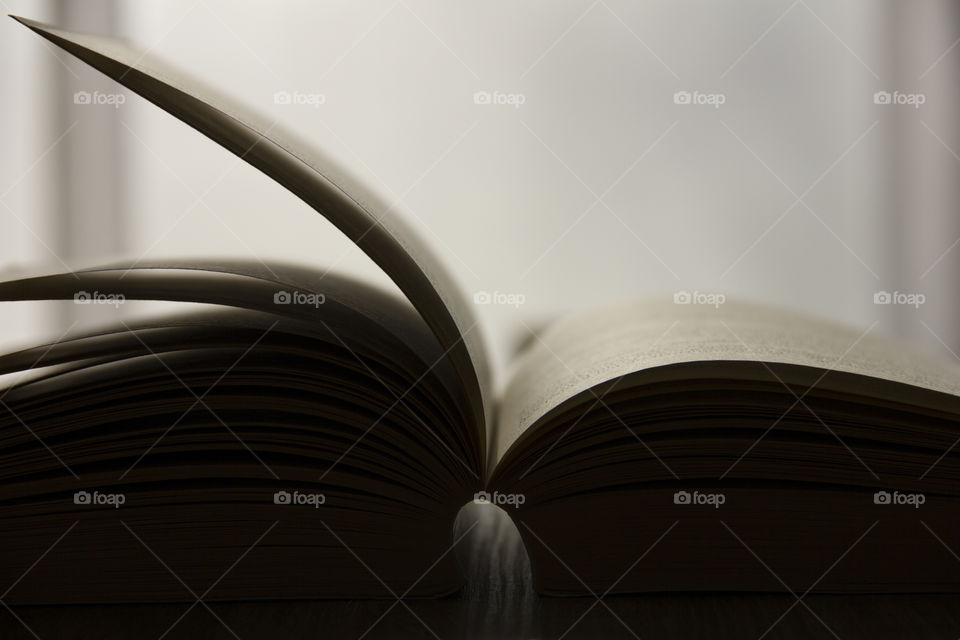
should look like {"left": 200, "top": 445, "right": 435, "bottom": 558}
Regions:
{"left": 1, "top": 0, "right": 958, "bottom": 383}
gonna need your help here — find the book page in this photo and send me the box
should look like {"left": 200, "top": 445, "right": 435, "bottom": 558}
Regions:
{"left": 494, "top": 298, "right": 960, "bottom": 463}
{"left": 11, "top": 17, "right": 491, "bottom": 465}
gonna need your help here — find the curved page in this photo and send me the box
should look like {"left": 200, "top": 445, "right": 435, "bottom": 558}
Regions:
{"left": 11, "top": 16, "right": 491, "bottom": 466}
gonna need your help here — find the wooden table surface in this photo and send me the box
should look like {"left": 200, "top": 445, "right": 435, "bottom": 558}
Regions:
{"left": 4, "top": 504, "right": 958, "bottom": 639}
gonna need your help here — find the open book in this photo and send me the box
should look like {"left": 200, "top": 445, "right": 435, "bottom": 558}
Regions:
{"left": 3, "top": 16, "right": 959, "bottom": 604}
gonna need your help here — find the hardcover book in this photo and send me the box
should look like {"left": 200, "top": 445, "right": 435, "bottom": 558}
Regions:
{"left": 1, "top": 16, "right": 958, "bottom": 603}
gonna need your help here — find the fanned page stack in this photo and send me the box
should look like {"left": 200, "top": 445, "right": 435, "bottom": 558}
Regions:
{"left": 2, "top": 17, "right": 959, "bottom": 604}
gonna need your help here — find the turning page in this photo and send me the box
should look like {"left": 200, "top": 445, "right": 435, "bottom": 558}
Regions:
{"left": 11, "top": 16, "right": 492, "bottom": 464}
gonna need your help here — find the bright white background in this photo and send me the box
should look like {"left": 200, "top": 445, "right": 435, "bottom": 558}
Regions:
{"left": 1, "top": 0, "right": 959, "bottom": 384}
